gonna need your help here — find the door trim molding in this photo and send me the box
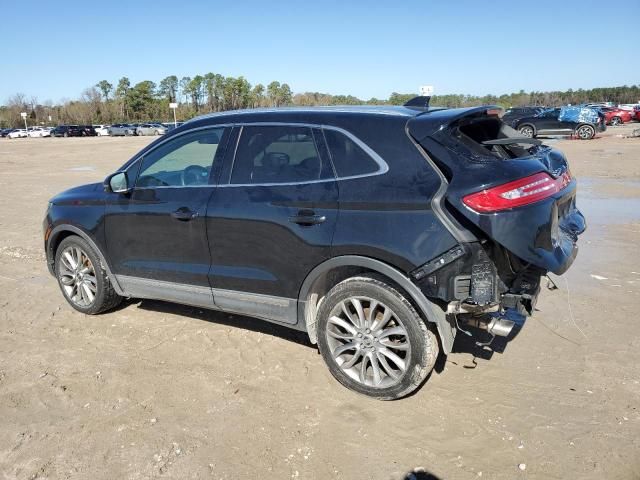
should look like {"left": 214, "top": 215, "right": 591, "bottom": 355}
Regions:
{"left": 115, "top": 275, "right": 215, "bottom": 309}
{"left": 213, "top": 288, "right": 298, "bottom": 325}
{"left": 114, "top": 275, "right": 298, "bottom": 325}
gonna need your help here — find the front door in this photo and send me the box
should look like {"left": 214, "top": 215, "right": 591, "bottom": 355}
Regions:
{"left": 104, "top": 127, "right": 229, "bottom": 307}
{"left": 207, "top": 124, "right": 339, "bottom": 324}
{"left": 537, "top": 108, "right": 570, "bottom": 135}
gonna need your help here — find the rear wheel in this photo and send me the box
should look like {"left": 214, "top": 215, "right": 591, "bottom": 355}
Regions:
{"left": 611, "top": 116, "right": 622, "bottom": 126}
{"left": 317, "top": 275, "right": 439, "bottom": 400}
{"left": 518, "top": 125, "right": 535, "bottom": 138}
{"left": 576, "top": 124, "right": 595, "bottom": 140}
{"left": 63, "top": 132, "right": 68, "bottom": 138}
{"left": 55, "top": 236, "right": 122, "bottom": 314}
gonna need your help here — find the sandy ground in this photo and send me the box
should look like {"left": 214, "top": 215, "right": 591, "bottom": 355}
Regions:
{"left": 0, "top": 124, "right": 639, "bottom": 480}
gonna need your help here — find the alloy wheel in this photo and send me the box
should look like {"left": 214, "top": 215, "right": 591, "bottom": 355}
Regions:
{"left": 577, "top": 125, "right": 594, "bottom": 140}
{"left": 58, "top": 246, "right": 98, "bottom": 307}
{"left": 519, "top": 126, "right": 533, "bottom": 138}
{"left": 325, "top": 296, "right": 410, "bottom": 388}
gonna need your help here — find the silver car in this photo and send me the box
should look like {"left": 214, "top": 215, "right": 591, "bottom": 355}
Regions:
{"left": 108, "top": 124, "right": 136, "bottom": 136}
{"left": 136, "top": 123, "right": 167, "bottom": 136}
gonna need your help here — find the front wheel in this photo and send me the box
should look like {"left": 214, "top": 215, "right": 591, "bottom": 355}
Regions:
{"left": 576, "top": 124, "right": 595, "bottom": 140}
{"left": 518, "top": 125, "right": 535, "bottom": 138}
{"left": 55, "top": 236, "right": 122, "bottom": 314}
{"left": 317, "top": 275, "right": 439, "bottom": 400}
{"left": 611, "top": 116, "right": 622, "bottom": 126}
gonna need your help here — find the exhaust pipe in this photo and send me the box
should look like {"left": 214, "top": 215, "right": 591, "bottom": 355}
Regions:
{"left": 463, "top": 315, "right": 515, "bottom": 337}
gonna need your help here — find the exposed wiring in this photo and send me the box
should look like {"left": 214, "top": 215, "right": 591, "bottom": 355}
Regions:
{"left": 453, "top": 314, "right": 473, "bottom": 337}
{"left": 454, "top": 314, "right": 495, "bottom": 347}
{"left": 563, "top": 275, "right": 587, "bottom": 339}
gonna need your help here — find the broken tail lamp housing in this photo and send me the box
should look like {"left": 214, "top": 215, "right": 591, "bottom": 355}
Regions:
{"left": 463, "top": 171, "right": 571, "bottom": 213}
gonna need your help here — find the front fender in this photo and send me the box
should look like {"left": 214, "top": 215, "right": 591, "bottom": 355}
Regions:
{"left": 45, "top": 224, "right": 125, "bottom": 296}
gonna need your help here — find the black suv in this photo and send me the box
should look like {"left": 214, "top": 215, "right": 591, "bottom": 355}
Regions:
{"left": 44, "top": 102, "right": 585, "bottom": 399}
{"left": 501, "top": 106, "right": 544, "bottom": 127}
{"left": 51, "top": 125, "right": 83, "bottom": 137}
{"left": 79, "top": 125, "right": 97, "bottom": 136}
{"left": 514, "top": 107, "right": 606, "bottom": 140}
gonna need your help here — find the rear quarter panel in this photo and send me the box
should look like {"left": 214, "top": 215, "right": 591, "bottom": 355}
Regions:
{"left": 330, "top": 119, "right": 458, "bottom": 273}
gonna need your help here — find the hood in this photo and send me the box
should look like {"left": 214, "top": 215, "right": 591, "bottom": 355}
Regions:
{"left": 49, "top": 182, "right": 104, "bottom": 206}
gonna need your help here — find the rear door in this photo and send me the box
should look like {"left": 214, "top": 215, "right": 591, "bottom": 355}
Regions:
{"left": 104, "top": 127, "right": 229, "bottom": 307}
{"left": 206, "top": 124, "right": 338, "bottom": 324}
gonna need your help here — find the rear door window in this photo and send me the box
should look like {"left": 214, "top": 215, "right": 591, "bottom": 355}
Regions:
{"left": 323, "top": 129, "right": 380, "bottom": 178}
{"left": 230, "top": 125, "right": 331, "bottom": 184}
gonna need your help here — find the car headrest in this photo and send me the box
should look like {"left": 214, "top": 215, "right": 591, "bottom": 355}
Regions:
{"left": 263, "top": 152, "right": 289, "bottom": 169}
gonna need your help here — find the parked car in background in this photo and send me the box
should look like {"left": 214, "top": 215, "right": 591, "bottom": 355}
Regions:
{"left": 514, "top": 107, "right": 605, "bottom": 140}
{"left": 136, "top": 123, "right": 167, "bottom": 136}
{"left": 27, "top": 127, "right": 52, "bottom": 138}
{"left": 598, "top": 107, "right": 632, "bottom": 125}
{"left": 108, "top": 124, "right": 136, "bottom": 136}
{"left": 633, "top": 106, "right": 640, "bottom": 121}
{"left": 163, "top": 122, "right": 184, "bottom": 132}
{"left": 1, "top": 128, "right": 16, "bottom": 137}
{"left": 93, "top": 125, "right": 111, "bottom": 136}
{"left": 44, "top": 103, "right": 585, "bottom": 399}
{"left": 51, "top": 125, "right": 83, "bottom": 137}
{"left": 78, "top": 125, "right": 97, "bottom": 136}
{"left": 7, "top": 129, "right": 28, "bottom": 138}
{"left": 617, "top": 104, "right": 638, "bottom": 113}
{"left": 501, "top": 106, "right": 544, "bottom": 127}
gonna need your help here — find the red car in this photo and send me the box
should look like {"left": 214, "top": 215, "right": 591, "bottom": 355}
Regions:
{"left": 600, "top": 107, "right": 632, "bottom": 125}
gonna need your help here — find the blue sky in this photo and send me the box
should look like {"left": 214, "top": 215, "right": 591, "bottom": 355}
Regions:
{"left": 1, "top": 0, "right": 638, "bottom": 102}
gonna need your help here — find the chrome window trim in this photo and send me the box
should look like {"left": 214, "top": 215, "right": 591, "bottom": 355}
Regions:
{"left": 119, "top": 122, "right": 389, "bottom": 190}
{"left": 220, "top": 121, "right": 388, "bottom": 187}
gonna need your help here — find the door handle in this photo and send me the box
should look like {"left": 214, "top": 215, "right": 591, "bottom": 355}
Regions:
{"left": 171, "top": 207, "right": 198, "bottom": 221}
{"left": 289, "top": 210, "right": 326, "bottom": 226}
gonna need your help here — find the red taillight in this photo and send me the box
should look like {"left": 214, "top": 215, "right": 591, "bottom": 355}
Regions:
{"left": 462, "top": 171, "right": 572, "bottom": 213}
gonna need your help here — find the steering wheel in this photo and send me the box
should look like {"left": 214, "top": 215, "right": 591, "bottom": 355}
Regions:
{"left": 181, "top": 165, "right": 209, "bottom": 186}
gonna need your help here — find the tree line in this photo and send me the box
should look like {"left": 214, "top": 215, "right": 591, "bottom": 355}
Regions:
{"left": 1, "top": 73, "right": 639, "bottom": 128}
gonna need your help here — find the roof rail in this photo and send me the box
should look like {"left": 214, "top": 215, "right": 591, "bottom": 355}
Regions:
{"left": 403, "top": 95, "right": 431, "bottom": 109}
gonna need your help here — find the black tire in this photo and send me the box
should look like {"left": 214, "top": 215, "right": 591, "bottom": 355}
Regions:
{"left": 55, "top": 236, "right": 122, "bottom": 314}
{"left": 576, "top": 124, "right": 595, "bottom": 140}
{"left": 518, "top": 124, "right": 535, "bottom": 138}
{"left": 124, "top": 130, "right": 130, "bottom": 136}
{"left": 137, "top": 130, "right": 144, "bottom": 136}
{"left": 611, "top": 116, "right": 622, "bottom": 126}
{"left": 317, "top": 275, "right": 439, "bottom": 400}
{"left": 63, "top": 132, "right": 68, "bottom": 138}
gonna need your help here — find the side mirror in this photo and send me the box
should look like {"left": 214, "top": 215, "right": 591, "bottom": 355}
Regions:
{"left": 104, "top": 172, "right": 130, "bottom": 193}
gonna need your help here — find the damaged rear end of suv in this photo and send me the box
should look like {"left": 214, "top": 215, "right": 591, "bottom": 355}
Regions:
{"left": 407, "top": 104, "right": 586, "bottom": 346}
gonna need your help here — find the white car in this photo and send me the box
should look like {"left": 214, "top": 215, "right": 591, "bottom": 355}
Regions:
{"left": 93, "top": 124, "right": 110, "bottom": 136}
{"left": 7, "top": 129, "right": 28, "bottom": 139}
{"left": 27, "top": 128, "right": 51, "bottom": 138}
